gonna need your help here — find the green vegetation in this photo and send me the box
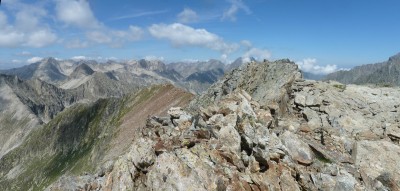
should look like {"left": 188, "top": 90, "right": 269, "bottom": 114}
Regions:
{"left": 0, "top": 84, "right": 180, "bottom": 191}
{"left": 0, "top": 99, "right": 120, "bottom": 190}
{"left": 332, "top": 84, "right": 346, "bottom": 91}
{"left": 379, "top": 83, "right": 393, "bottom": 87}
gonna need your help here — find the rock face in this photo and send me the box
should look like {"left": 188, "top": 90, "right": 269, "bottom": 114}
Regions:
{"left": 2, "top": 59, "right": 400, "bottom": 190}
{"left": 325, "top": 52, "right": 400, "bottom": 86}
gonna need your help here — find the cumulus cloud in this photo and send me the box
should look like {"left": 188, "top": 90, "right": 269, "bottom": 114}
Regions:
{"left": 177, "top": 8, "right": 198, "bottom": 23}
{"left": 0, "top": 8, "right": 57, "bottom": 48}
{"left": 55, "top": 0, "right": 101, "bottom": 29}
{"left": 55, "top": 0, "right": 143, "bottom": 48}
{"left": 149, "top": 23, "right": 239, "bottom": 54}
{"left": 220, "top": 54, "right": 233, "bottom": 64}
{"left": 243, "top": 48, "right": 271, "bottom": 62}
{"left": 25, "top": 29, "right": 57, "bottom": 48}
{"left": 71, "top": 56, "right": 87, "bottom": 60}
{"left": 296, "top": 58, "right": 339, "bottom": 75}
{"left": 27, "top": 57, "right": 43, "bottom": 64}
{"left": 222, "top": 0, "right": 251, "bottom": 21}
{"left": 111, "top": 26, "right": 144, "bottom": 41}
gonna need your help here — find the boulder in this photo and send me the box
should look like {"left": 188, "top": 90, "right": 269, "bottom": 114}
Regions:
{"left": 281, "top": 131, "right": 314, "bottom": 165}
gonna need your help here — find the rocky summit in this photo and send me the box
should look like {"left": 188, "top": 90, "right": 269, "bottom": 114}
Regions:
{"left": 1, "top": 59, "right": 400, "bottom": 191}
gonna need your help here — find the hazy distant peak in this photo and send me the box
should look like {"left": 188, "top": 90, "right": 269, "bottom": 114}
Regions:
{"left": 388, "top": 52, "right": 400, "bottom": 62}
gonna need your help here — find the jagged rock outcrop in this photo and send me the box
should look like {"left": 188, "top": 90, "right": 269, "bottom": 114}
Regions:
{"left": 191, "top": 59, "right": 302, "bottom": 116}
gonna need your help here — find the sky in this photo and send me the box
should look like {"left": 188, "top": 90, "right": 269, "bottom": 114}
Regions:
{"left": 0, "top": 0, "right": 399, "bottom": 74}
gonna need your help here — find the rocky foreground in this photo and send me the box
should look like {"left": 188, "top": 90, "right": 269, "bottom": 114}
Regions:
{"left": 44, "top": 60, "right": 400, "bottom": 191}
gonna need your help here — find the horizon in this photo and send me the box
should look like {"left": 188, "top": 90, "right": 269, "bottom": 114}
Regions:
{"left": 0, "top": 0, "right": 399, "bottom": 74}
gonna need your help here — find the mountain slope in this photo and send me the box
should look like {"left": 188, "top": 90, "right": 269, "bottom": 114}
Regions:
{"left": 325, "top": 53, "right": 400, "bottom": 86}
{"left": 0, "top": 84, "right": 193, "bottom": 191}
{"left": 0, "top": 75, "right": 40, "bottom": 159}
{"left": 0, "top": 58, "right": 68, "bottom": 84}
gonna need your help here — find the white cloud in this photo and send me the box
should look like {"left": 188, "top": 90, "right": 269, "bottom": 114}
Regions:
{"left": 0, "top": 5, "right": 57, "bottom": 48}
{"left": 177, "top": 8, "right": 198, "bottom": 23}
{"left": 144, "top": 55, "right": 165, "bottom": 61}
{"left": 241, "top": 40, "right": 252, "bottom": 48}
{"left": 16, "top": 51, "right": 32, "bottom": 57}
{"left": 12, "top": 59, "right": 22, "bottom": 64}
{"left": 65, "top": 39, "right": 89, "bottom": 49}
{"left": 220, "top": 54, "right": 232, "bottom": 64}
{"left": 149, "top": 23, "right": 239, "bottom": 54}
{"left": 111, "top": 26, "right": 144, "bottom": 41}
{"left": 25, "top": 29, "right": 57, "bottom": 48}
{"left": 222, "top": 0, "right": 251, "bottom": 21}
{"left": 0, "top": 31, "right": 24, "bottom": 47}
{"left": 55, "top": 0, "right": 100, "bottom": 29}
{"left": 0, "top": 11, "right": 8, "bottom": 27}
{"left": 110, "top": 10, "right": 168, "bottom": 21}
{"left": 86, "top": 31, "right": 112, "bottom": 44}
{"left": 55, "top": 0, "right": 143, "bottom": 48}
{"left": 71, "top": 56, "right": 87, "bottom": 60}
{"left": 243, "top": 48, "right": 271, "bottom": 62}
{"left": 27, "top": 57, "right": 43, "bottom": 64}
{"left": 296, "top": 58, "right": 339, "bottom": 75}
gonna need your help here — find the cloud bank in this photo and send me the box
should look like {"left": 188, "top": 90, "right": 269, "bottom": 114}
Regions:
{"left": 296, "top": 58, "right": 339, "bottom": 75}
{"left": 149, "top": 23, "right": 239, "bottom": 54}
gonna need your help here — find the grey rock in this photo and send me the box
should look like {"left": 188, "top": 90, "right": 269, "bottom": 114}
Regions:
{"left": 353, "top": 140, "right": 400, "bottom": 189}
{"left": 281, "top": 131, "right": 314, "bottom": 165}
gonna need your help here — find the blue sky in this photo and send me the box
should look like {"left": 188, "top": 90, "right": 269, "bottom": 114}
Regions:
{"left": 0, "top": 0, "right": 399, "bottom": 74}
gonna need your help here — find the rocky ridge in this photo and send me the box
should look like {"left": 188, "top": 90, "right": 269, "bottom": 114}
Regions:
{"left": 45, "top": 60, "right": 400, "bottom": 190}
{"left": 325, "top": 52, "right": 400, "bottom": 86}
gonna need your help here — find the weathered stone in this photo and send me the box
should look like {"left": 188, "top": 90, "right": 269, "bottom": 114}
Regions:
{"left": 302, "top": 107, "right": 321, "bottom": 130}
{"left": 210, "top": 114, "right": 241, "bottom": 155}
{"left": 353, "top": 140, "right": 400, "bottom": 189}
{"left": 146, "top": 152, "right": 209, "bottom": 191}
{"left": 128, "top": 138, "right": 156, "bottom": 172}
{"left": 281, "top": 131, "right": 314, "bottom": 165}
{"left": 168, "top": 107, "right": 186, "bottom": 118}
{"left": 280, "top": 168, "right": 301, "bottom": 191}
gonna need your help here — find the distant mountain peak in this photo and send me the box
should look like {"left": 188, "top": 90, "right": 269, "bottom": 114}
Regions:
{"left": 388, "top": 52, "right": 400, "bottom": 62}
{"left": 70, "top": 63, "right": 95, "bottom": 78}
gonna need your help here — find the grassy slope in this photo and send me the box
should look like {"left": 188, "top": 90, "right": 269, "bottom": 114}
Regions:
{"left": 0, "top": 84, "right": 193, "bottom": 191}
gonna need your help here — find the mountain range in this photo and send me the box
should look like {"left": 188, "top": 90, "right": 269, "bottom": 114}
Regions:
{"left": 325, "top": 52, "right": 400, "bottom": 86}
